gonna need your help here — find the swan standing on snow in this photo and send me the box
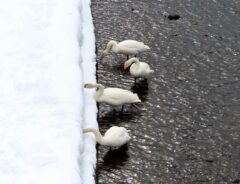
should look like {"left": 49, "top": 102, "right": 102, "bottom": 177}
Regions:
{"left": 84, "top": 83, "right": 141, "bottom": 111}
{"left": 83, "top": 126, "right": 131, "bottom": 148}
{"left": 124, "top": 57, "right": 154, "bottom": 83}
{"left": 100, "top": 40, "right": 150, "bottom": 60}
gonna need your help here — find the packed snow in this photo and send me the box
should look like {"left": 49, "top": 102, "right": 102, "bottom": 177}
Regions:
{"left": 0, "top": 0, "right": 97, "bottom": 183}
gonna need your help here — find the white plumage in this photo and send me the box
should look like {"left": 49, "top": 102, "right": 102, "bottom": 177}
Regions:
{"left": 83, "top": 126, "right": 131, "bottom": 148}
{"left": 124, "top": 57, "right": 154, "bottom": 79}
{"left": 84, "top": 83, "right": 141, "bottom": 106}
{"left": 100, "top": 40, "right": 150, "bottom": 60}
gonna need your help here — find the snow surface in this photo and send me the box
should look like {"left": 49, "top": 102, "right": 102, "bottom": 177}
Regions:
{"left": 0, "top": 0, "right": 97, "bottom": 183}
{"left": 79, "top": 0, "right": 98, "bottom": 183}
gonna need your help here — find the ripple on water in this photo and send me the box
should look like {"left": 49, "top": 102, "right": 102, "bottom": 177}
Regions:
{"left": 93, "top": 0, "right": 240, "bottom": 183}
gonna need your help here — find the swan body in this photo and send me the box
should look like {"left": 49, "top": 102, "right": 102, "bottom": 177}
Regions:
{"left": 84, "top": 83, "right": 141, "bottom": 106}
{"left": 100, "top": 40, "right": 150, "bottom": 60}
{"left": 83, "top": 126, "right": 131, "bottom": 148}
{"left": 124, "top": 57, "right": 154, "bottom": 79}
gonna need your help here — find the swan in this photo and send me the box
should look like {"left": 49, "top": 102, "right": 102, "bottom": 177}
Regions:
{"left": 84, "top": 83, "right": 141, "bottom": 111}
{"left": 100, "top": 40, "right": 150, "bottom": 60}
{"left": 124, "top": 57, "right": 154, "bottom": 83}
{"left": 83, "top": 126, "right": 131, "bottom": 148}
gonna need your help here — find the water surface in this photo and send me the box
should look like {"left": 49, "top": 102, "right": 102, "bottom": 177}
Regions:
{"left": 92, "top": 0, "right": 240, "bottom": 183}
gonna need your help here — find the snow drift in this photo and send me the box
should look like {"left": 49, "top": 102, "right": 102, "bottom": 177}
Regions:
{"left": 0, "top": 0, "right": 97, "bottom": 183}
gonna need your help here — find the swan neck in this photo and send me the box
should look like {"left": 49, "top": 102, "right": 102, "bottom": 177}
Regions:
{"left": 106, "top": 40, "right": 117, "bottom": 52}
{"left": 130, "top": 58, "right": 140, "bottom": 66}
{"left": 94, "top": 84, "right": 104, "bottom": 101}
{"left": 83, "top": 128, "right": 105, "bottom": 144}
{"left": 133, "top": 58, "right": 139, "bottom": 63}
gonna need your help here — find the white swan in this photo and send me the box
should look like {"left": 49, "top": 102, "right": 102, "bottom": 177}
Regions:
{"left": 100, "top": 40, "right": 150, "bottom": 60}
{"left": 124, "top": 57, "right": 154, "bottom": 82}
{"left": 83, "top": 126, "right": 131, "bottom": 148}
{"left": 84, "top": 83, "right": 141, "bottom": 110}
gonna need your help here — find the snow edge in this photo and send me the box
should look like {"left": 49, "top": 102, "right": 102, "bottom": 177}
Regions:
{"left": 78, "top": 0, "right": 97, "bottom": 184}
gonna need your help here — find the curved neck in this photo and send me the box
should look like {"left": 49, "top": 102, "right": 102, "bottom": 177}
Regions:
{"left": 83, "top": 128, "right": 105, "bottom": 144}
{"left": 105, "top": 40, "right": 118, "bottom": 53}
{"left": 130, "top": 57, "right": 140, "bottom": 66}
{"left": 93, "top": 84, "right": 104, "bottom": 101}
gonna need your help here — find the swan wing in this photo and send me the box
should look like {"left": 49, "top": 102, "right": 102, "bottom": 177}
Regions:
{"left": 104, "top": 126, "right": 131, "bottom": 146}
{"left": 117, "top": 40, "right": 150, "bottom": 54}
{"left": 141, "top": 62, "right": 153, "bottom": 74}
{"left": 118, "top": 40, "right": 145, "bottom": 48}
{"left": 130, "top": 62, "right": 153, "bottom": 77}
{"left": 102, "top": 88, "right": 140, "bottom": 105}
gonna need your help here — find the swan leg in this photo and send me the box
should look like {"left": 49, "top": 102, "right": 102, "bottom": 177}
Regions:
{"left": 110, "top": 146, "right": 118, "bottom": 150}
{"left": 112, "top": 108, "right": 116, "bottom": 116}
{"left": 134, "top": 78, "right": 137, "bottom": 85}
{"left": 121, "top": 105, "right": 124, "bottom": 112}
{"left": 97, "top": 103, "right": 100, "bottom": 119}
{"left": 127, "top": 55, "right": 129, "bottom": 60}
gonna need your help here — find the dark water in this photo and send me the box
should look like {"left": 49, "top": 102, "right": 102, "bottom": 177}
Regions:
{"left": 92, "top": 0, "right": 240, "bottom": 183}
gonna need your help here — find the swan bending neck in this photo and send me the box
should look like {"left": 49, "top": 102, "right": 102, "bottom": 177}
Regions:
{"left": 83, "top": 128, "right": 105, "bottom": 145}
{"left": 94, "top": 84, "right": 104, "bottom": 101}
{"left": 106, "top": 40, "right": 118, "bottom": 52}
{"left": 129, "top": 57, "right": 140, "bottom": 66}
{"left": 131, "top": 57, "right": 139, "bottom": 63}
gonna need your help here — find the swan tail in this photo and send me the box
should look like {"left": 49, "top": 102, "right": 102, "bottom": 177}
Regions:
{"left": 150, "top": 69, "right": 154, "bottom": 73}
{"left": 135, "top": 99, "right": 141, "bottom": 103}
{"left": 144, "top": 45, "right": 150, "bottom": 50}
{"left": 133, "top": 94, "right": 141, "bottom": 103}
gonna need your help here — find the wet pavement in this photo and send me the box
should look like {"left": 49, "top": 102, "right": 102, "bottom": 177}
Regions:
{"left": 91, "top": 0, "right": 240, "bottom": 183}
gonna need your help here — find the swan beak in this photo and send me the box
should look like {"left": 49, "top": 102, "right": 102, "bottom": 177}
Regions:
{"left": 100, "top": 52, "right": 107, "bottom": 60}
{"left": 83, "top": 83, "right": 89, "bottom": 88}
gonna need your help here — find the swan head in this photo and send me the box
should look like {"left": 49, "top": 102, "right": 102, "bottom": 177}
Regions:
{"left": 84, "top": 83, "right": 104, "bottom": 90}
{"left": 124, "top": 57, "right": 139, "bottom": 70}
{"left": 100, "top": 40, "right": 118, "bottom": 60}
{"left": 84, "top": 83, "right": 92, "bottom": 88}
{"left": 84, "top": 83, "right": 98, "bottom": 89}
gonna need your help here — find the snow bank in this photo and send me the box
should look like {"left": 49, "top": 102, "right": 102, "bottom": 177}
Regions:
{"left": 79, "top": 0, "right": 98, "bottom": 183}
{"left": 0, "top": 0, "right": 96, "bottom": 183}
